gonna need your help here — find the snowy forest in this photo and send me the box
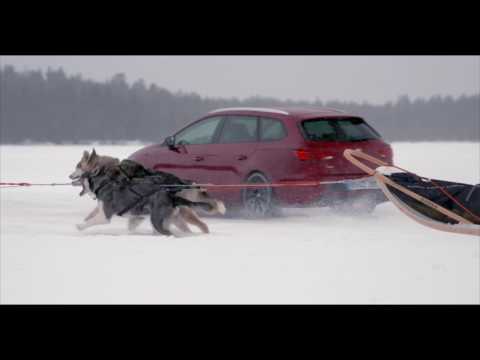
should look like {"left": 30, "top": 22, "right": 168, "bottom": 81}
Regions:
{"left": 1, "top": 65, "right": 478, "bottom": 143}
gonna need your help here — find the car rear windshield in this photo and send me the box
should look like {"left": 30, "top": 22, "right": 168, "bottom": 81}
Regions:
{"left": 301, "top": 117, "right": 381, "bottom": 142}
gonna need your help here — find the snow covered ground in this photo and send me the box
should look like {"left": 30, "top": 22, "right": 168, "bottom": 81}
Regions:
{"left": 1, "top": 142, "right": 479, "bottom": 304}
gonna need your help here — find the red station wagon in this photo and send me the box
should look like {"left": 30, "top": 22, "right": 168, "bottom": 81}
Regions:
{"left": 129, "top": 107, "right": 393, "bottom": 217}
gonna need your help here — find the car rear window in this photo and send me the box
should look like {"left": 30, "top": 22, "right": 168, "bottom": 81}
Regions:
{"left": 302, "top": 120, "right": 338, "bottom": 141}
{"left": 301, "top": 117, "right": 380, "bottom": 142}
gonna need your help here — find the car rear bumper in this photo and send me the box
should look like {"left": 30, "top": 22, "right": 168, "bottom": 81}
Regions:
{"left": 274, "top": 176, "right": 385, "bottom": 206}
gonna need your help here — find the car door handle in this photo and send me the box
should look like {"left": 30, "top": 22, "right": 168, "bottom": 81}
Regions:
{"left": 237, "top": 155, "right": 248, "bottom": 161}
{"left": 194, "top": 156, "right": 204, "bottom": 162}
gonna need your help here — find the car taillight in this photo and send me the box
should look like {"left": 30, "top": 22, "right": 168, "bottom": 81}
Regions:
{"left": 386, "top": 145, "right": 393, "bottom": 164}
{"left": 294, "top": 149, "right": 313, "bottom": 161}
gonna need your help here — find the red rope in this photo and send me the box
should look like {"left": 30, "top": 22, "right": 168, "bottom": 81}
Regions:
{"left": 387, "top": 165, "right": 480, "bottom": 223}
{"left": 0, "top": 182, "right": 32, "bottom": 186}
{"left": 0, "top": 179, "right": 352, "bottom": 189}
{"left": 202, "top": 180, "right": 338, "bottom": 190}
{"left": 428, "top": 179, "right": 480, "bottom": 223}
{"left": 0, "top": 182, "right": 72, "bottom": 187}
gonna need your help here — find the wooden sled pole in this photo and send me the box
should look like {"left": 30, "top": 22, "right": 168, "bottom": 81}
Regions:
{"left": 343, "top": 149, "right": 480, "bottom": 236}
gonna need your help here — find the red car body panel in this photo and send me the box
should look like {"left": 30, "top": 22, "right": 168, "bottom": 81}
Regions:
{"left": 128, "top": 107, "right": 393, "bottom": 207}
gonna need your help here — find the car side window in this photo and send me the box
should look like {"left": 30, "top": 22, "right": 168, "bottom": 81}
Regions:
{"left": 175, "top": 116, "right": 223, "bottom": 145}
{"left": 260, "top": 117, "right": 287, "bottom": 141}
{"left": 218, "top": 116, "right": 258, "bottom": 143}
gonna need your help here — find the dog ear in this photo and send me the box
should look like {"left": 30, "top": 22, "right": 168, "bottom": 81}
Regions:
{"left": 82, "top": 150, "right": 89, "bottom": 160}
{"left": 87, "top": 148, "right": 98, "bottom": 164}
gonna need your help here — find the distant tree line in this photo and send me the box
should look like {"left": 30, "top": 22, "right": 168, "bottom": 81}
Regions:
{"left": 0, "top": 65, "right": 478, "bottom": 143}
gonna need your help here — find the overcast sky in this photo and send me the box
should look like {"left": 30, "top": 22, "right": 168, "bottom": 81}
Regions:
{"left": 1, "top": 56, "right": 478, "bottom": 104}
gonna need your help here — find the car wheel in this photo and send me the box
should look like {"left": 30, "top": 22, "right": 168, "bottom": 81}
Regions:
{"left": 242, "top": 172, "right": 276, "bottom": 218}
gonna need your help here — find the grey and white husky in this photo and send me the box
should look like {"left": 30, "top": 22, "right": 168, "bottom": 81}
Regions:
{"left": 69, "top": 149, "right": 225, "bottom": 236}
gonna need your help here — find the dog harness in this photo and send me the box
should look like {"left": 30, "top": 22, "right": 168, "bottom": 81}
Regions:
{"left": 83, "top": 160, "right": 208, "bottom": 218}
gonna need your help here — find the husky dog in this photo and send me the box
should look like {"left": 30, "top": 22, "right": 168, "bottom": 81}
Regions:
{"left": 70, "top": 150, "right": 120, "bottom": 196}
{"left": 69, "top": 149, "right": 225, "bottom": 236}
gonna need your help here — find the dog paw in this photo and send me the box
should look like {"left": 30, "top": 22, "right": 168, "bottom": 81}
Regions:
{"left": 217, "top": 201, "right": 226, "bottom": 215}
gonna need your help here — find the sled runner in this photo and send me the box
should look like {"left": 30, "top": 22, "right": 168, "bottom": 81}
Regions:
{"left": 343, "top": 149, "right": 480, "bottom": 236}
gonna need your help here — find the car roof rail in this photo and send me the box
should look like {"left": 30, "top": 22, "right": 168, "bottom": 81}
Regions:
{"left": 208, "top": 107, "right": 289, "bottom": 115}
{"left": 323, "top": 107, "right": 346, "bottom": 113}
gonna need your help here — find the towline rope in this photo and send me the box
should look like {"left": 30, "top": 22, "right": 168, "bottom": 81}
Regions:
{"left": 0, "top": 178, "right": 365, "bottom": 189}
{"left": 0, "top": 182, "right": 73, "bottom": 187}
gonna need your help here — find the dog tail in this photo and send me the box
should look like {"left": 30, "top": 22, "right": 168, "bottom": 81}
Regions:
{"left": 172, "top": 196, "right": 215, "bottom": 212}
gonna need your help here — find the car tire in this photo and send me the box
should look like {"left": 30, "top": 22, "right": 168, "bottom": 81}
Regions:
{"left": 241, "top": 172, "right": 278, "bottom": 218}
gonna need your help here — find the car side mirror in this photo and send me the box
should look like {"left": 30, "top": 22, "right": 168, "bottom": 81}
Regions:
{"left": 165, "top": 135, "right": 177, "bottom": 150}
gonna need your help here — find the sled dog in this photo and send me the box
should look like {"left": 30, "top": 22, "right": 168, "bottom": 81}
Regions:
{"left": 69, "top": 149, "right": 225, "bottom": 236}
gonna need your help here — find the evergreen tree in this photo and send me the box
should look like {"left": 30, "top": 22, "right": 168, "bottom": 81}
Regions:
{"left": 0, "top": 65, "right": 478, "bottom": 143}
